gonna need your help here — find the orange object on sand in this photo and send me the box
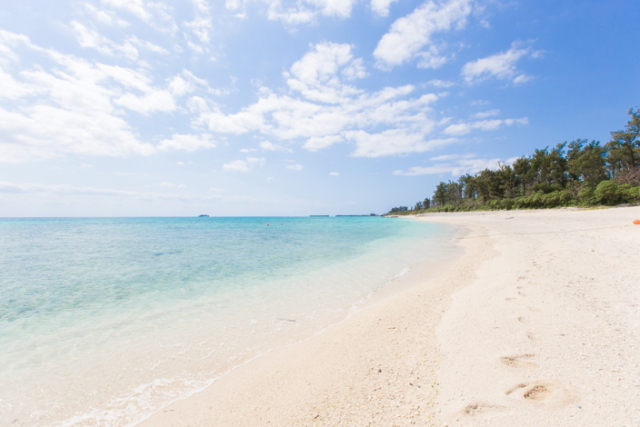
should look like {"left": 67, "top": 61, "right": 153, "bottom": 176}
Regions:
{"left": 634, "top": 219, "right": 640, "bottom": 225}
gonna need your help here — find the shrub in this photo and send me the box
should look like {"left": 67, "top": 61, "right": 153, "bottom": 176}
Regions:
{"left": 577, "top": 185, "right": 596, "bottom": 205}
{"left": 616, "top": 184, "right": 640, "bottom": 204}
{"left": 500, "top": 198, "right": 515, "bottom": 210}
{"left": 594, "top": 180, "right": 620, "bottom": 205}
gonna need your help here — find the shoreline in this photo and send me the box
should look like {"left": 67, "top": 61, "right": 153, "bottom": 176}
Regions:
{"left": 138, "top": 207, "right": 640, "bottom": 427}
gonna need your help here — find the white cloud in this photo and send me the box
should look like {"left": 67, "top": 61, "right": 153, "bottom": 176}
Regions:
{"left": 112, "top": 70, "right": 209, "bottom": 115}
{"left": 128, "top": 36, "right": 169, "bottom": 54}
{"left": 426, "top": 79, "right": 455, "bottom": 88}
{"left": 461, "top": 42, "right": 539, "bottom": 84}
{"left": 158, "top": 134, "right": 216, "bottom": 152}
{"left": 471, "top": 109, "right": 500, "bottom": 119}
{"left": 264, "top": 0, "right": 358, "bottom": 24}
{"left": 115, "top": 89, "right": 176, "bottom": 114}
{"left": 84, "top": 4, "right": 130, "bottom": 27}
{"left": 393, "top": 155, "right": 501, "bottom": 176}
{"left": 443, "top": 117, "right": 528, "bottom": 136}
{"left": 183, "top": 0, "right": 213, "bottom": 53}
{"left": 100, "top": 0, "right": 178, "bottom": 33}
{"left": 347, "top": 130, "right": 456, "bottom": 158}
{"left": 374, "top": 0, "right": 473, "bottom": 69}
{"left": 196, "top": 43, "right": 446, "bottom": 158}
{"left": 371, "top": 0, "right": 399, "bottom": 17}
{"left": 329, "top": 171, "right": 339, "bottom": 176}
{"left": 0, "top": 29, "right": 217, "bottom": 162}
{"left": 222, "top": 157, "right": 265, "bottom": 172}
{"left": 71, "top": 21, "right": 139, "bottom": 60}
{"left": 186, "top": 96, "right": 209, "bottom": 112}
{"left": 260, "top": 141, "right": 288, "bottom": 151}
{"left": 304, "top": 135, "right": 343, "bottom": 151}
{"left": 285, "top": 42, "right": 366, "bottom": 104}
{"left": 286, "top": 163, "right": 303, "bottom": 170}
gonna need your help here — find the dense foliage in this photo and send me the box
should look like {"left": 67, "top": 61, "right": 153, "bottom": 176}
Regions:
{"left": 387, "top": 108, "right": 640, "bottom": 215}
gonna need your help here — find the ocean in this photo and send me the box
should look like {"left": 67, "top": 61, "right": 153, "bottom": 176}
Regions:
{"left": 0, "top": 216, "right": 460, "bottom": 427}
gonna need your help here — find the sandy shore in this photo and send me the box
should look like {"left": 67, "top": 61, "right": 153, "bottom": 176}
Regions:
{"left": 139, "top": 207, "right": 640, "bottom": 427}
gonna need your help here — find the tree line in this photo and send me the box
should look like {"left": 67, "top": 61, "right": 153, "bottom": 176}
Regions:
{"left": 387, "top": 108, "right": 640, "bottom": 214}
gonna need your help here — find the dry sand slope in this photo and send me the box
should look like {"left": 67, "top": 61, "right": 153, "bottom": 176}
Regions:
{"left": 139, "top": 207, "right": 640, "bottom": 427}
{"left": 423, "top": 207, "right": 640, "bottom": 427}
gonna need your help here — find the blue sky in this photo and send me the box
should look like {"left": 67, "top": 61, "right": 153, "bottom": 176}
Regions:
{"left": 0, "top": 0, "right": 638, "bottom": 216}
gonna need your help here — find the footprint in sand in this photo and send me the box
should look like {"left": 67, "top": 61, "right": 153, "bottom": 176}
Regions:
{"left": 461, "top": 403, "right": 504, "bottom": 417}
{"left": 500, "top": 353, "right": 538, "bottom": 368}
{"left": 505, "top": 382, "right": 570, "bottom": 404}
{"left": 505, "top": 383, "right": 528, "bottom": 395}
{"left": 517, "top": 316, "right": 530, "bottom": 323}
{"left": 524, "top": 384, "right": 552, "bottom": 401}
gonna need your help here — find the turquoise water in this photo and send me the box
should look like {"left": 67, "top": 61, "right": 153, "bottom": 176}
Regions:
{"left": 0, "top": 217, "right": 459, "bottom": 427}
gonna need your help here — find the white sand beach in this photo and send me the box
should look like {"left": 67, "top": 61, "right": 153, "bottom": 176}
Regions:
{"left": 139, "top": 207, "right": 640, "bottom": 427}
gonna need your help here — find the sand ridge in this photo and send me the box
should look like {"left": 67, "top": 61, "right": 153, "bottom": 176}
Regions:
{"left": 138, "top": 207, "right": 640, "bottom": 427}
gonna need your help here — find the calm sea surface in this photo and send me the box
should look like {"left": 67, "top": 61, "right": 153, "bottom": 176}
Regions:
{"left": 0, "top": 217, "right": 459, "bottom": 426}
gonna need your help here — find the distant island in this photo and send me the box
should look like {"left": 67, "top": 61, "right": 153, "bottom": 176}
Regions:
{"left": 198, "top": 214, "right": 210, "bottom": 217}
{"left": 387, "top": 108, "right": 640, "bottom": 215}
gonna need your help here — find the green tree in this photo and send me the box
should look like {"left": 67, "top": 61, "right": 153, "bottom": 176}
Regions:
{"left": 530, "top": 143, "right": 568, "bottom": 193}
{"left": 432, "top": 182, "right": 448, "bottom": 206}
{"left": 606, "top": 108, "right": 640, "bottom": 174}
{"left": 512, "top": 156, "right": 534, "bottom": 196}
{"left": 566, "top": 139, "right": 608, "bottom": 186}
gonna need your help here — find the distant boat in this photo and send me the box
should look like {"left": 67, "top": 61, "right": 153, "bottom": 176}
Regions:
{"left": 198, "top": 214, "right": 210, "bottom": 217}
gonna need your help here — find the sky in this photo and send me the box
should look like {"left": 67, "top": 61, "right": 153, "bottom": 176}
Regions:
{"left": 0, "top": 0, "right": 638, "bottom": 216}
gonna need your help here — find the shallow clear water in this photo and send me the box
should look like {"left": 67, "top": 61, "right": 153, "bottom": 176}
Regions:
{"left": 0, "top": 217, "right": 459, "bottom": 427}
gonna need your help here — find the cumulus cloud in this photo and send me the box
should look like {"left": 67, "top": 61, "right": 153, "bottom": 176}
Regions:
{"left": 0, "top": 29, "right": 216, "bottom": 162}
{"left": 286, "top": 163, "right": 303, "bottom": 170}
{"left": 329, "top": 171, "right": 339, "bottom": 176}
{"left": 263, "top": 0, "right": 359, "bottom": 24}
{"left": 115, "top": 90, "right": 176, "bottom": 114}
{"left": 393, "top": 154, "right": 501, "bottom": 176}
{"left": 285, "top": 42, "right": 366, "bottom": 104}
{"left": 196, "top": 42, "right": 446, "bottom": 157}
{"left": 223, "top": 157, "right": 265, "bottom": 172}
{"left": 347, "top": 130, "right": 456, "bottom": 158}
{"left": 371, "top": 0, "right": 399, "bottom": 17}
{"left": 461, "top": 42, "right": 539, "bottom": 84}
{"left": 443, "top": 117, "right": 528, "bottom": 136}
{"left": 374, "top": 0, "right": 473, "bottom": 69}
{"left": 304, "top": 135, "right": 343, "bottom": 151}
